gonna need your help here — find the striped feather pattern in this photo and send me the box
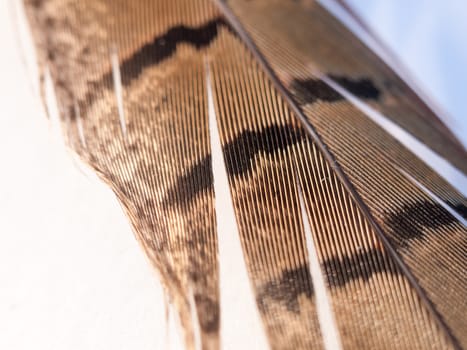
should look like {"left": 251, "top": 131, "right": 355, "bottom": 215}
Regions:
{"left": 23, "top": 0, "right": 466, "bottom": 349}
{"left": 222, "top": 0, "right": 467, "bottom": 346}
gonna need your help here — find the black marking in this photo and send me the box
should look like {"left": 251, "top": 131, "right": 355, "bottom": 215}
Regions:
{"left": 257, "top": 264, "right": 313, "bottom": 313}
{"left": 323, "top": 248, "right": 398, "bottom": 287}
{"left": 386, "top": 200, "right": 459, "bottom": 245}
{"left": 329, "top": 75, "right": 381, "bottom": 99}
{"left": 223, "top": 124, "right": 303, "bottom": 176}
{"left": 257, "top": 248, "right": 399, "bottom": 313}
{"left": 116, "top": 17, "right": 228, "bottom": 86}
{"left": 163, "top": 124, "right": 303, "bottom": 207}
{"left": 290, "top": 76, "right": 380, "bottom": 105}
{"left": 163, "top": 157, "right": 213, "bottom": 209}
{"left": 291, "top": 78, "right": 342, "bottom": 105}
{"left": 77, "top": 18, "right": 229, "bottom": 117}
{"left": 453, "top": 203, "right": 467, "bottom": 220}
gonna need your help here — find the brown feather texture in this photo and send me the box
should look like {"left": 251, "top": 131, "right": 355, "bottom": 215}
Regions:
{"left": 23, "top": 0, "right": 466, "bottom": 349}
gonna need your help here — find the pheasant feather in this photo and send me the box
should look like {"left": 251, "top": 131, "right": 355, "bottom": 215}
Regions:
{"left": 23, "top": 0, "right": 466, "bottom": 349}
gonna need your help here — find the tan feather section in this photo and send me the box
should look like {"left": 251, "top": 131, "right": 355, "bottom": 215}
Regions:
{"left": 208, "top": 29, "right": 451, "bottom": 349}
{"left": 222, "top": 0, "right": 467, "bottom": 347}
{"left": 25, "top": 1, "right": 221, "bottom": 348}
{"left": 224, "top": 0, "right": 466, "bottom": 173}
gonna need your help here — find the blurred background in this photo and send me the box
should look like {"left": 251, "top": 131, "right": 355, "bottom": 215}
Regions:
{"left": 0, "top": 0, "right": 465, "bottom": 349}
{"left": 346, "top": 0, "right": 467, "bottom": 146}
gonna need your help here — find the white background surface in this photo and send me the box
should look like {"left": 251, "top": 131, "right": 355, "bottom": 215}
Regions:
{"left": 0, "top": 1, "right": 180, "bottom": 349}
{"left": 0, "top": 0, "right": 465, "bottom": 349}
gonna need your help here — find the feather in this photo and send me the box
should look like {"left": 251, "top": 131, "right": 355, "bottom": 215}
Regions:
{"left": 23, "top": 0, "right": 466, "bottom": 349}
